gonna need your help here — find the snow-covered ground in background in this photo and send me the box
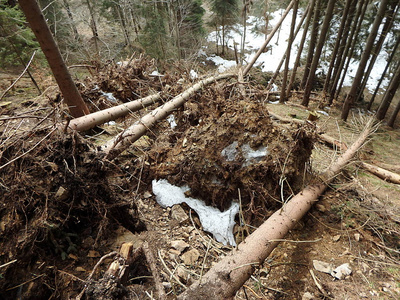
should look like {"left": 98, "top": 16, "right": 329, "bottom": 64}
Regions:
{"left": 203, "top": 9, "right": 390, "bottom": 93}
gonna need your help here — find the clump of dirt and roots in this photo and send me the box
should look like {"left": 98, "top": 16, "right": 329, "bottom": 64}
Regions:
{"left": 1, "top": 56, "right": 399, "bottom": 299}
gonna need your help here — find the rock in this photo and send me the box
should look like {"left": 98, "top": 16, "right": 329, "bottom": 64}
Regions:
{"left": 332, "top": 235, "right": 341, "bottom": 242}
{"left": 143, "top": 191, "right": 152, "bottom": 199}
{"left": 354, "top": 233, "right": 361, "bottom": 241}
{"left": 181, "top": 248, "right": 200, "bottom": 265}
{"left": 87, "top": 250, "right": 101, "bottom": 258}
{"left": 331, "top": 263, "right": 352, "bottom": 279}
{"left": 55, "top": 186, "right": 69, "bottom": 201}
{"left": 313, "top": 260, "right": 333, "bottom": 274}
{"left": 315, "top": 204, "right": 326, "bottom": 212}
{"left": 171, "top": 205, "right": 189, "bottom": 224}
{"left": 171, "top": 240, "right": 189, "bottom": 253}
{"left": 176, "top": 265, "right": 190, "bottom": 282}
{"left": 302, "top": 292, "right": 315, "bottom": 300}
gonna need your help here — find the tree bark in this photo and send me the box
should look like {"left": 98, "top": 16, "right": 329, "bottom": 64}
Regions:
{"left": 341, "top": 0, "right": 389, "bottom": 121}
{"left": 101, "top": 73, "right": 235, "bottom": 160}
{"left": 356, "top": 2, "right": 399, "bottom": 103}
{"left": 301, "top": 0, "right": 336, "bottom": 107}
{"left": 368, "top": 32, "right": 400, "bottom": 111}
{"left": 322, "top": 0, "right": 353, "bottom": 95}
{"left": 287, "top": 0, "right": 314, "bottom": 96}
{"left": 300, "top": 0, "right": 321, "bottom": 89}
{"left": 18, "top": 0, "right": 90, "bottom": 118}
{"left": 178, "top": 119, "right": 373, "bottom": 299}
{"left": 279, "top": 0, "right": 298, "bottom": 103}
{"left": 66, "top": 93, "right": 161, "bottom": 132}
{"left": 376, "top": 60, "right": 400, "bottom": 120}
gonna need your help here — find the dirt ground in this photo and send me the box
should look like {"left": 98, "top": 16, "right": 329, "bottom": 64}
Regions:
{"left": 0, "top": 64, "right": 399, "bottom": 300}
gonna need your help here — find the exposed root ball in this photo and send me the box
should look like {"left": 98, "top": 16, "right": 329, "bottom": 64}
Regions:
{"left": 147, "top": 84, "right": 315, "bottom": 222}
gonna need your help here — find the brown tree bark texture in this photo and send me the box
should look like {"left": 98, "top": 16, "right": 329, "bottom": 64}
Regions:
{"left": 18, "top": 0, "right": 90, "bottom": 118}
{"left": 66, "top": 93, "right": 161, "bottom": 132}
{"left": 101, "top": 73, "right": 234, "bottom": 159}
{"left": 178, "top": 119, "right": 373, "bottom": 300}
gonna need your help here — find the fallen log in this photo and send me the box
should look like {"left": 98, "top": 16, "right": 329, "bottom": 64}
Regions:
{"left": 100, "top": 73, "right": 235, "bottom": 160}
{"left": 360, "top": 162, "right": 400, "bottom": 185}
{"left": 177, "top": 119, "right": 373, "bottom": 300}
{"left": 65, "top": 93, "right": 161, "bottom": 132}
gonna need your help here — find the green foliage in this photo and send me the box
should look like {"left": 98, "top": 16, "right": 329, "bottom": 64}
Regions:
{"left": 0, "top": 1, "right": 40, "bottom": 68}
{"left": 210, "top": 0, "right": 239, "bottom": 25}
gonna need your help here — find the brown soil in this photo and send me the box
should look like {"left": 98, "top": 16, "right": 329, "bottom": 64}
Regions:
{"left": 0, "top": 61, "right": 399, "bottom": 300}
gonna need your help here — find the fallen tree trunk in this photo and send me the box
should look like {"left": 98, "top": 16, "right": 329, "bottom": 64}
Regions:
{"left": 178, "top": 119, "right": 373, "bottom": 300}
{"left": 360, "top": 162, "right": 400, "bottom": 185}
{"left": 101, "top": 73, "right": 234, "bottom": 160}
{"left": 65, "top": 93, "right": 161, "bottom": 132}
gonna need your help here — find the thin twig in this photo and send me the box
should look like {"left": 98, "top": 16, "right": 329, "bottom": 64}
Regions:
{"left": 0, "top": 127, "right": 57, "bottom": 171}
{"left": 0, "top": 51, "right": 36, "bottom": 101}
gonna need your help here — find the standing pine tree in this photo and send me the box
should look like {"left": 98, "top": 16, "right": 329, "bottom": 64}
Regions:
{"left": 210, "top": 0, "right": 239, "bottom": 56}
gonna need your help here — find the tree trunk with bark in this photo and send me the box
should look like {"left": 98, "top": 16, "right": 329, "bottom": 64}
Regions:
{"left": 368, "top": 32, "right": 400, "bottom": 111}
{"left": 279, "top": 0, "right": 298, "bottom": 103}
{"left": 322, "top": 0, "right": 354, "bottom": 95}
{"left": 376, "top": 60, "right": 400, "bottom": 120}
{"left": 356, "top": 2, "right": 399, "bottom": 103}
{"left": 178, "top": 119, "right": 373, "bottom": 299}
{"left": 341, "top": 0, "right": 389, "bottom": 121}
{"left": 301, "top": 0, "right": 336, "bottom": 107}
{"left": 300, "top": 0, "right": 321, "bottom": 89}
{"left": 287, "top": 0, "right": 314, "bottom": 96}
{"left": 327, "top": 0, "right": 360, "bottom": 105}
{"left": 18, "top": 0, "right": 90, "bottom": 118}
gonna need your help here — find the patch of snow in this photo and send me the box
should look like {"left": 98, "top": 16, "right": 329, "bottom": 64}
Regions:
{"left": 221, "top": 141, "right": 238, "bottom": 162}
{"left": 100, "top": 91, "right": 118, "bottom": 103}
{"left": 190, "top": 70, "right": 198, "bottom": 80}
{"left": 205, "top": 8, "right": 391, "bottom": 90}
{"left": 167, "top": 114, "right": 177, "bottom": 129}
{"left": 241, "top": 144, "right": 268, "bottom": 166}
{"left": 317, "top": 110, "right": 329, "bottom": 116}
{"left": 150, "top": 70, "right": 163, "bottom": 76}
{"left": 152, "top": 179, "right": 239, "bottom": 246}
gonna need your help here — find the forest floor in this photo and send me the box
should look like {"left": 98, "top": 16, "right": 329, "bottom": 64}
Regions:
{"left": 0, "top": 65, "right": 400, "bottom": 300}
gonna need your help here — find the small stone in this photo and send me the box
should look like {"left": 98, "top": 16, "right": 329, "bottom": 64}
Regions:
{"left": 143, "top": 191, "right": 152, "bottom": 199}
{"left": 176, "top": 265, "right": 190, "bottom": 282}
{"left": 181, "top": 248, "right": 200, "bottom": 265}
{"left": 354, "top": 233, "right": 361, "bottom": 241}
{"left": 331, "top": 263, "right": 352, "bottom": 280}
{"left": 55, "top": 186, "right": 69, "bottom": 201}
{"left": 332, "top": 235, "right": 341, "bottom": 242}
{"left": 76, "top": 266, "right": 86, "bottom": 272}
{"left": 87, "top": 250, "right": 100, "bottom": 258}
{"left": 302, "top": 292, "right": 315, "bottom": 300}
{"left": 313, "top": 260, "right": 334, "bottom": 274}
{"left": 171, "top": 205, "right": 189, "bottom": 224}
{"left": 171, "top": 240, "right": 189, "bottom": 253}
{"left": 315, "top": 204, "right": 326, "bottom": 212}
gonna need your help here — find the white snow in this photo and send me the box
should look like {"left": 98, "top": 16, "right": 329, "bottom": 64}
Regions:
{"left": 221, "top": 141, "right": 268, "bottom": 167}
{"left": 152, "top": 179, "right": 239, "bottom": 246}
{"left": 167, "top": 114, "right": 177, "bottom": 129}
{"left": 190, "top": 69, "right": 198, "bottom": 79}
{"left": 206, "top": 9, "right": 391, "bottom": 91}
